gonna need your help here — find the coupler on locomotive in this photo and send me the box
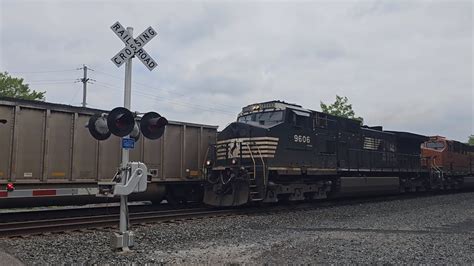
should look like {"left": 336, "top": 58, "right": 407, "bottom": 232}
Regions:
{"left": 204, "top": 165, "right": 250, "bottom": 206}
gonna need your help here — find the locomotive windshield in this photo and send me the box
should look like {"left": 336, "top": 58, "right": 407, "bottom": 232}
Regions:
{"left": 238, "top": 111, "right": 284, "bottom": 126}
{"left": 425, "top": 141, "right": 445, "bottom": 150}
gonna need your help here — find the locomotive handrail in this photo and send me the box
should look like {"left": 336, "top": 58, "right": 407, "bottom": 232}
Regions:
{"left": 254, "top": 144, "right": 267, "bottom": 187}
{"left": 432, "top": 157, "right": 443, "bottom": 176}
{"left": 245, "top": 143, "right": 257, "bottom": 180}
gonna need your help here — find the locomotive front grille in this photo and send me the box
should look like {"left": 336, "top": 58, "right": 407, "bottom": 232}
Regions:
{"left": 216, "top": 137, "right": 279, "bottom": 160}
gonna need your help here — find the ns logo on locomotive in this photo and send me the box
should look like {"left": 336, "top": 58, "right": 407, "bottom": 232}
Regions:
{"left": 203, "top": 100, "right": 474, "bottom": 207}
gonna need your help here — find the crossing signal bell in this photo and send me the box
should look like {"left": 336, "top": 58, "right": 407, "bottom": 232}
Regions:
{"left": 87, "top": 107, "right": 167, "bottom": 142}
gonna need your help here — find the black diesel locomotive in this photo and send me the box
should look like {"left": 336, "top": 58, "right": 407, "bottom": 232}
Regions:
{"left": 203, "top": 100, "right": 465, "bottom": 207}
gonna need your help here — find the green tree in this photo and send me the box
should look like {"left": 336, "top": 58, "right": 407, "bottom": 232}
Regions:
{"left": 0, "top": 72, "right": 45, "bottom": 100}
{"left": 468, "top": 135, "right": 474, "bottom": 146}
{"left": 320, "top": 95, "right": 363, "bottom": 123}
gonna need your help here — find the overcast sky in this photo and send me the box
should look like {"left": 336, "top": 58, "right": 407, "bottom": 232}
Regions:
{"left": 0, "top": 0, "right": 472, "bottom": 141}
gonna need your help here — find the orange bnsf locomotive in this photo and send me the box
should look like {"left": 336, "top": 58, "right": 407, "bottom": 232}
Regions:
{"left": 203, "top": 100, "right": 474, "bottom": 207}
{"left": 421, "top": 136, "right": 474, "bottom": 188}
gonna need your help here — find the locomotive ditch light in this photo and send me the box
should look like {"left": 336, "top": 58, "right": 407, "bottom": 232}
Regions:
{"left": 6, "top": 182, "right": 14, "bottom": 192}
{"left": 206, "top": 160, "right": 212, "bottom": 166}
{"left": 140, "top": 111, "right": 168, "bottom": 140}
{"left": 88, "top": 114, "right": 111, "bottom": 141}
{"left": 107, "top": 107, "right": 135, "bottom": 137}
{"left": 231, "top": 158, "right": 237, "bottom": 165}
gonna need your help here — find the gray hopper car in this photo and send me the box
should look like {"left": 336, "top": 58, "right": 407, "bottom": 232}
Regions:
{"left": 0, "top": 97, "right": 217, "bottom": 207}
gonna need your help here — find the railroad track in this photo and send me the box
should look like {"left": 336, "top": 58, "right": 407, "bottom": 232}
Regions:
{"left": 0, "top": 202, "right": 203, "bottom": 223}
{"left": 0, "top": 207, "right": 236, "bottom": 237}
{"left": 1, "top": 191, "right": 466, "bottom": 238}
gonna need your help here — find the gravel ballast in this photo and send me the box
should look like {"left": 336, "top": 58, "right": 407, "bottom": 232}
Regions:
{"left": 1, "top": 192, "right": 473, "bottom": 264}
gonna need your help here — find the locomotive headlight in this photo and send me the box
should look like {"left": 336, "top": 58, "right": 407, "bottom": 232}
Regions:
{"left": 206, "top": 160, "right": 212, "bottom": 166}
{"left": 231, "top": 158, "right": 237, "bottom": 165}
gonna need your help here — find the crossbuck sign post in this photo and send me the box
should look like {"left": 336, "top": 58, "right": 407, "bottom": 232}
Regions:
{"left": 110, "top": 21, "right": 157, "bottom": 251}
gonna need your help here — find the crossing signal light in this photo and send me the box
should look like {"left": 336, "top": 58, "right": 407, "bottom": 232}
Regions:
{"left": 107, "top": 107, "right": 135, "bottom": 137}
{"left": 88, "top": 114, "right": 111, "bottom": 140}
{"left": 87, "top": 107, "right": 167, "bottom": 142}
{"left": 140, "top": 112, "right": 168, "bottom": 140}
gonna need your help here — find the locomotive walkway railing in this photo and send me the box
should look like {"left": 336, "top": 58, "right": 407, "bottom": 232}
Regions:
{"left": 246, "top": 143, "right": 257, "bottom": 181}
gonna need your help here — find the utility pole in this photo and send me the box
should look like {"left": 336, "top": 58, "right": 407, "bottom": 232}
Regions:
{"left": 81, "top": 65, "right": 89, "bottom": 107}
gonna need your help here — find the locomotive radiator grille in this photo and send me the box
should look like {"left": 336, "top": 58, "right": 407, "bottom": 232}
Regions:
{"left": 363, "top": 137, "right": 382, "bottom": 150}
{"left": 216, "top": 137, "right": 279, "bottom": 160}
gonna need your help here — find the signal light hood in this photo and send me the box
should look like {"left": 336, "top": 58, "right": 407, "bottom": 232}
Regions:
{"left": 107, "top": 107, "right": 135, "bottom": 137}
{"left": 140, "top": 111, "right": 168, "bottom": 140}
{"left": 88, "top": 114, "right": 111, "bottom": 140}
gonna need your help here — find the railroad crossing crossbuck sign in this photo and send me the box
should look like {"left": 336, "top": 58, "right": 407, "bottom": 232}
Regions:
{"left": 110, "top": 21, "right": 157, "bottom": 71}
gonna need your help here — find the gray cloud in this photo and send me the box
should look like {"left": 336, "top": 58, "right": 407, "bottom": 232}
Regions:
{"left": 0, "top": 0, "right": 472, "bottom": 141}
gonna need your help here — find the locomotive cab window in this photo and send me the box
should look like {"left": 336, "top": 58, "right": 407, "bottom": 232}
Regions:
{"left": 289, "top": 110, "right": 310, "bottom": 128}
{"left": 237, "top": 111, "right": 284, "bottom": 126}
{"left": 425, "top": 141, "right": 445, "bottom": 150}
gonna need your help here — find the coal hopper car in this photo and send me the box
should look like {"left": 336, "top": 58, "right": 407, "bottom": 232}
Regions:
{"left": 0, "top": 97, "right": 217, "bottom": 207}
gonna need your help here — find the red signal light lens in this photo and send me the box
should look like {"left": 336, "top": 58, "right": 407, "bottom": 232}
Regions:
{"left": 115, "top": 118, "right": 127, "bottom": 129}
{"left": 6, "top": 183, "right": 14, "bottom": 192}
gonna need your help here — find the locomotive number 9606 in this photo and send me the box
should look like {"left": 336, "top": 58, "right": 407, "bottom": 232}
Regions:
{"left": 294, "top": 134, "right": 311, "bottom": 144}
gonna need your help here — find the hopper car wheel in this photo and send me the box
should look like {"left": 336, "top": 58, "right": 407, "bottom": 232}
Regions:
{"left": 151, "top": 194, "right": 166, "bottom": 205}
{"left": 166, "top": 194, "right": 187, "bottom": 205}
{"left": 165, "top": 185, "right": 204, "bottom": 205}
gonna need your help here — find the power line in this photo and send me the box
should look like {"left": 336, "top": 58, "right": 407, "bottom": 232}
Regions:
{"left": 90, "top": 69, "right": 121, "bottom": 80}
{"left": 8, "top": 69, "right": 79, "bottom": 74}
{"left": 92, "top": 68, "right": 186, "bottom": 97}
{"left": 93, "top": 80, "right": 235, "bottom": 114}
{"left": 91, "top": 81, "right": 235, "bottom": 116}
{"left": 26, "top": 81, "right": 76, "bottom": 85}
{"left": 26, "top": 79, "right": 74, "bottom": 83}
{"left": 69, "top": 86, "right": 82, "bottom": 105}
{"left": 90, "top": 66, "right": 242, "bottom": 110}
